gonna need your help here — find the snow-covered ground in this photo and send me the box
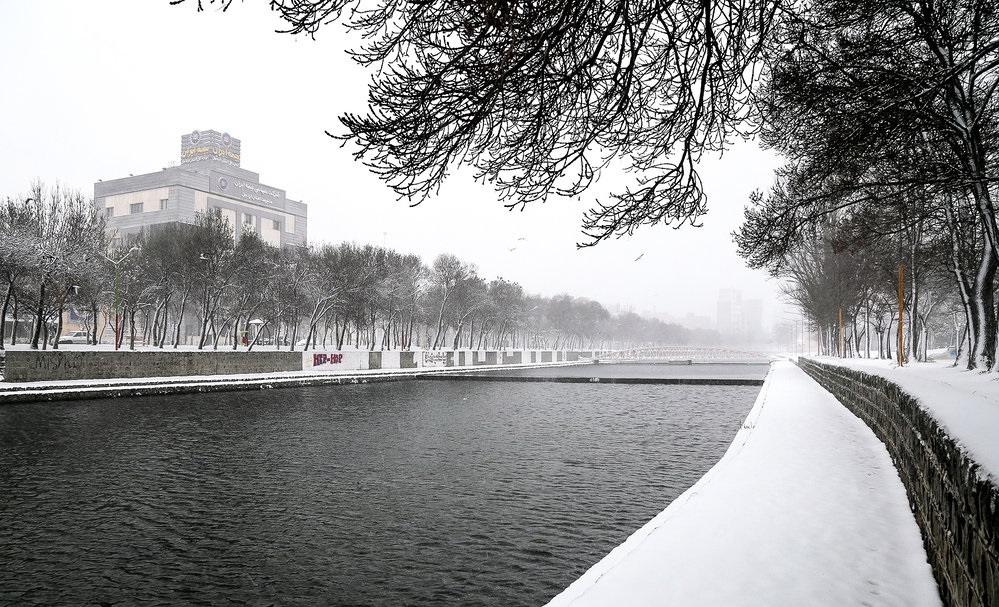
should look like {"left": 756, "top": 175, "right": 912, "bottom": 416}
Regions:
{"left": 814, "top": 354, "right": 999, "bottom": 483}
{"left": 545, "top": 360, "right": 941, "bottom": 607}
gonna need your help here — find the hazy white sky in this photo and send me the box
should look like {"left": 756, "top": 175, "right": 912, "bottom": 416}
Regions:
{"left": 0, "top": 1, "right": 790, "bottom": 327}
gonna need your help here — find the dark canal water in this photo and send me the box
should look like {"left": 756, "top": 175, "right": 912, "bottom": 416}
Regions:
{"left": 475, "top": 361, "right": 772, "bottom": 380}
{"left": 0, "top": 365, "right": 764, "bottom": 606}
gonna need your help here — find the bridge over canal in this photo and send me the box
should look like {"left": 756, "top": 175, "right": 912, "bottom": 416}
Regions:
{"left": 599, "top": 346, "right": 774, "bottom": 364}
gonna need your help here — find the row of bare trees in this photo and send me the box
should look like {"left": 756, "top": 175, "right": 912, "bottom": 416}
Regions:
{"left": 735, "top": 0, "right": 997, "bottom": 369}
{"left": 0, "top": 184, "right": 107, "bottom": 350}
{"left": 1, "top": 186, "right": 716, "bottom": 352}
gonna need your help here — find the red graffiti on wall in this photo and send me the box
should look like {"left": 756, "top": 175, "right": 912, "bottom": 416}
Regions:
{"left": 313, "top": 353, "right": 344, "bottom": 366}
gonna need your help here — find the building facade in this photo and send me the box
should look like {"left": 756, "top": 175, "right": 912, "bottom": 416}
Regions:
{"left": 95, "top": 129, "right": 307, "bottom": 248}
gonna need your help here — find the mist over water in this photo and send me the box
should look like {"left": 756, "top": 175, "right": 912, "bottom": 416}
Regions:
{"left": 1, "top": 375, "right": 759, "bottom": 606}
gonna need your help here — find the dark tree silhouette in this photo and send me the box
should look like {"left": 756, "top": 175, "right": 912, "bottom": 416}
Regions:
{"left": 173, "top": 0, "right": 777, "bottom": 246}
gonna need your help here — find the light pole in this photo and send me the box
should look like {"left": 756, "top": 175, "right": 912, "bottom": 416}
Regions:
{"left": 103, "top": 246, "right": 139, "bottom": 351}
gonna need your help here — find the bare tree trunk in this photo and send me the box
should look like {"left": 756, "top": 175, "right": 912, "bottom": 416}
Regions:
{"left": 864, "top": 305, "right": 870, "bottom": 358}
{"left": 52, "top": 304, "right": 64, "bottom": 350}
{"left": 9, "top": 293, "right": 19, "bottom": 346}
{"left": 0, "top": 281, "right": 13, "bottom": 350}
{"left": 968, "top": 241, "right": 998, "bottom": 370}
{"left": 91, "top": 299, "right": 100, "bottom": 346}
{"left": 30, "top": 282, "right": 46, "bottom": 349}
{"left": 173, "top": 291, "right": 189, "bottom": 349}
{"left": 232, "top": 315, "right": 241, "bottom": 351}
{"left": 886, "top": 319, "right": 893, "bottom": 362}
{"left": 129, "top": 309, "right": 138, "bottom": 350}
{"left": 159, "top": 296, "right": 170, "bottom": 349}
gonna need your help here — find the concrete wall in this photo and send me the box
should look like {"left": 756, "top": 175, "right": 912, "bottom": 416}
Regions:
{"left": 798, "top": 358, "right": 998, "bottom": 607}
{"left": 6, "top": 349, "right": 579, "bottom": 382}
{"left": 502, "top": 351, "right": 522, "bottom": 365}
{"left": 303, "top": 351, "right": 369, "bottom": 372}
{"left": 366, "top": 351, "right": 417, "bottom": 370}
{"left": 5, "top": 350, "right": 302, "bottom": 382}
{"left": 307, "top": 349, "right": 568, "bottom": 371}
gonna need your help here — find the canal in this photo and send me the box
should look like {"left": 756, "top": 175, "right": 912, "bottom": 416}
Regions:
{"left": 0, "top": 364, "right": 766, "bottom": 606}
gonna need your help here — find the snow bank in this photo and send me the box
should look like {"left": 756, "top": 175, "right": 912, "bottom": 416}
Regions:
{"left": 545, "top": 360, "right": 940, "bottom": 607}
{"left": 821, "top": 356, "right": 999, "bottom": 482}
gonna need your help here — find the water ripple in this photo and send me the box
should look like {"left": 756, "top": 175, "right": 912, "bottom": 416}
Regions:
{"left": 1, "top": 375, "right": 758, "bottom": 606}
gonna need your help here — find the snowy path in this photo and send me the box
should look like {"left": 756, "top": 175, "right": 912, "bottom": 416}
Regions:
{"left": 831, "top": 357, "right": 999, "bottom": 481}
{"left": 545, "top": 360, "right": 941, "bottom": 607}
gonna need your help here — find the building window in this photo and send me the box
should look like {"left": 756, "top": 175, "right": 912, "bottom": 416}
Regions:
{"left": 129, "top": 202, "right": 143, "bottom": 214}
{"left": 244, "top": 213, "right": 253, "bottom": 225}
{"left": 105, "top": 207, "right": 114, "bottom": 218}
{"left": 159, "top": 198, "right": 168, "bottom": 210}
{"left": 273, "top": 219, "right": 281, "bottom": 231}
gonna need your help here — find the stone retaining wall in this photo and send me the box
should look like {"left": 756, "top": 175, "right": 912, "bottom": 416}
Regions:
{"left": 798, "top": 358, "right": 998, "bottom": 607}
{"left": 5, "top": 350, "right": 303, "bottom": 382}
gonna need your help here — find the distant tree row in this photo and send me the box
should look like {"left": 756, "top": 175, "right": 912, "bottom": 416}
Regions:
{"left": 0, "top": 184, "right": 720, "bottom": 352}
{"left": 735, "top": 1, "right": 995, "bottom": 369}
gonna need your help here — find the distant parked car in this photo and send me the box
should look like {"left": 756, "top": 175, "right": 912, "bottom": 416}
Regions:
{"left": 58, "top": 330, "right": 90, "bottom": 344}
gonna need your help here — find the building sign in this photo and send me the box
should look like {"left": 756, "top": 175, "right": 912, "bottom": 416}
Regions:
{"left": 210, "top": 171, "right": 285, "bottom": 208}
{"left": 181, "top": 129, "right": 241, "bottom": 167}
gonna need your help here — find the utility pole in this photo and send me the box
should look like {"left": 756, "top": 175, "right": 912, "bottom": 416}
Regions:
{"left": 839, "top": 308, "right": 843, "bottom": 358}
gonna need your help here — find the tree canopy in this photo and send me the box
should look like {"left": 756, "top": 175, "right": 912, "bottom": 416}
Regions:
{"left": 174, "top": 0, "right": 777, "bottom": 246}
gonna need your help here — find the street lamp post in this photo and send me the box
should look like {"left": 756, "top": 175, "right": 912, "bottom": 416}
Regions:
{"left": 103, "top": 247, "right": 139, "bottom": 351}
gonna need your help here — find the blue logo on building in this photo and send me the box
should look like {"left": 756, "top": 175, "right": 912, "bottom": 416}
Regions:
{"left": 191, "top": 130, "right": 201, "bottom": 144}
{"left": 218, "top": 176, "right": 228, "bottom": 191}
{"left": 222, "top": 132, "right": 232, "bottom": 146}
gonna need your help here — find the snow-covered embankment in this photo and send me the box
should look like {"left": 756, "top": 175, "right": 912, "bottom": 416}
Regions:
{"left": 545, "top": 360, "right": 941, "bottom": 607}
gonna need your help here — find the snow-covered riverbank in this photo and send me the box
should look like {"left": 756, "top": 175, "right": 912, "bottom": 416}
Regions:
{"left": 546, "top": 360, "right": 942, "bottom": 607}
{"left": 0, "top": 359, "right": 585, "bottom": 404}
{"left": 820, "top": 356, "right": 999, "bottom": 481}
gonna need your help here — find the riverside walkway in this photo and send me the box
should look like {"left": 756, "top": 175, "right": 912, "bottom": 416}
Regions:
{"left": 546, "top": 360, "right": 942, "bottom": 607}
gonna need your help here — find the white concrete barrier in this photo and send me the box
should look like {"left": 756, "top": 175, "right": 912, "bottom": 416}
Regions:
{"left": 302, "top": 350, "right": 368, "bottom": 373}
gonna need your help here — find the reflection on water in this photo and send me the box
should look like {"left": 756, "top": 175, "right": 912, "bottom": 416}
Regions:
{"left": 0, "top": 375, "right": 760, "bottom": 606}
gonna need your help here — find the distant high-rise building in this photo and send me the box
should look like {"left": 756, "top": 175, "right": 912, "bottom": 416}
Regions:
{"left": 717, "top": 288, "right": 742, "bottom": 334}
{"left": 95, "top": 129, "right": 308, "bottom": 248}
{"left": 717, "top": 288, "right": 764, "bottom": 341}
